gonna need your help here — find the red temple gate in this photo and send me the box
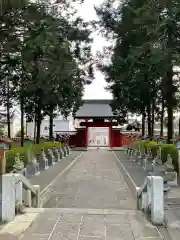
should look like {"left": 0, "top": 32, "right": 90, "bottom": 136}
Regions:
{"left": 69, "top": 100, "right": 135, "bottom": 149}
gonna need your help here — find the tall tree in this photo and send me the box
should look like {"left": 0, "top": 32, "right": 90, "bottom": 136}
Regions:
{"left": 95, "top": 0, "right": 180, "bottom": 141}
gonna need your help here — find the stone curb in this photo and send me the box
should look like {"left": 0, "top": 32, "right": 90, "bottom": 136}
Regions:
{"left": 71, "top": 148, "right": 88, "bottom": 151}
{"left": 113, "top": 152, "right": 137, "bottom": 199}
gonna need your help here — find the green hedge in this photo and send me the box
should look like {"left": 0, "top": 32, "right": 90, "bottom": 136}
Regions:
{"left": 134, "top": 140, "right": 179, "bottom": 173}
{"left": 135, "top": 140, "right": 151, "bottom": 154}
{"left": 5, "top": 141, "right": 62, "bottom": 173}
{"left": 146, "top": 141, "right": 159, "bottom": 158}
{"left": 160, "top": 144, "right": 179, "bottom": 172}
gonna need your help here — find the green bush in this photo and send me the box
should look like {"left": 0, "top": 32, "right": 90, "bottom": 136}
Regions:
{"left": 133, "top": 140, "right": 142, "bottom": 148}
{"left": 146, "top": 141, "right": 158, "bottom": 158}
{"left": 138, "top": 140, "right": 151, "bottom": 154}
{"left": 31, "top": 141, "right": 61, "bottom": 155}
{"left": 6, "top": 146, "right": 29, "bottom": 173}
{"left": 5, "top": 141, "right": 62, "bottom": 173}
{"left": 133, "top": 140, "right": 179, "bottom": 173}
{"left": 160, "top": 144, "right": 179, "bottom": 173}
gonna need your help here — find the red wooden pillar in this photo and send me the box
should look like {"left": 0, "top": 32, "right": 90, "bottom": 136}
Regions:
{"left": 85, "top": 127, "right": 88, "bottom": 147}
{"left": 109, "top": 127, "right": 112, "bottom": 148}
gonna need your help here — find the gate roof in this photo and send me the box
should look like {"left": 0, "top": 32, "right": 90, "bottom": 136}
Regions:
{"left": 75, "top": 99, "right": 115, "bottom": 118}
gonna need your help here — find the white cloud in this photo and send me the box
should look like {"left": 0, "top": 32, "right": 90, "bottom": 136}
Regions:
{"left": 84, "top": 71, "right": 112, "bottom": 99}
{"left": 78, "top": 0, "right": 112, "bottom": 100}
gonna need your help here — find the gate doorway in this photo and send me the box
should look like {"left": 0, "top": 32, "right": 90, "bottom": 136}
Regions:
{"left": 88, "top": 127, "right": 109, "bottom": 147}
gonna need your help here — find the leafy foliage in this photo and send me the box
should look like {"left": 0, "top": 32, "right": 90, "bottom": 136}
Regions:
{"left": 0, "top": 0, "right": 93, "bottom": 143}
{"left": 0, "top": 124, "right": 5, "bottom": 138}
{"left": 96, "top": 0, "right": 180, "bottom": 141}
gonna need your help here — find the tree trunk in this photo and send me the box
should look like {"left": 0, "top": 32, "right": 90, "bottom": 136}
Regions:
{"left": 36, "top": 105, "right": 41, "bottom": 144}
{"left": 179, "top": 117, "right": 180, "bottom": 136}
{"left": 166, "top": 0, "right": 174, "bottom": 143}
{"left": 25, "top": 117, "right": 28, "bottom": 136}
{"left": 142, "top": 113, "right": 145, "bottom": 137}
{"left": 33, "top": 114, "right": 36, "bottom": 144}
{"left": 49, "top": 109, "right": 53, "bottom": 141}
{"left": 166, "top": 66, "right": 173, "bottom": 143}
{"left": 20, "top": 94, "right": 24, "bottom": 147}
{"left": 160, "top": 99, "right": 164, "bottom": 137}
{"left": 6, "top": 78, "right": 11, "bottom": 138}
{"left": 147, "top": 104, "right": 151, "bottom": 137}
{"left": 151, "top": 101, "right": 155, "bottom": 137}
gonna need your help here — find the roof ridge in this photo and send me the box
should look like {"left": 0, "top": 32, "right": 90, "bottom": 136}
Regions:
{"left": 75, "top": 100, "right": 115, "bottom": 118}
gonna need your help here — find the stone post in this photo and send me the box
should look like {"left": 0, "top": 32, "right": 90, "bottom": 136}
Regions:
{"left": 26, "top": 150, "right": 40, "bottom": 176}
{"left": 151, "top": 176, "right": 164, "bottom": 225}
{"left": 0, "top": 147, "right": 6, "bottom": 174}
{"left": 1, "top": 174, "right": 15, "bottom": 222}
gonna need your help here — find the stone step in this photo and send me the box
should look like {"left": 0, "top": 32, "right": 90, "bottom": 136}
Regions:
{"left": 24, "top": 207, "right": 137, "bottom": 215}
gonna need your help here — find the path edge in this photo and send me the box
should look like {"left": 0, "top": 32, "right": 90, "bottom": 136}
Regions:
{"left": 112, "top": 151, "right": 137, "bottom": 199}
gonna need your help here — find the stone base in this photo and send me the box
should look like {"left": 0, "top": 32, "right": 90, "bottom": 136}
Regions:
{"left": 65, "top": 146, "right": 69, "bottom": 155}
{"left": 136, "top": 157, "right": 143, "bottom": 166}
{"left": 68, "top": 146, "right": 71, "bottom": 154}
{"left": 22, "top": 168, "right": 28, "bottom": 177}
{"left": 143, "top": 159, "right": 153, "bottom": 172}
{"left": 125, "top": 148, "right": 128, "bottom": 154}
{"left": 153, "top": 164, "right": 165, "bottom": 173}
{"left": 26, "top": 162, "right": 40, "bottom": 176}
{"left": 167, "top": 179, "right": 178, "bottom": 186}
{"left": 165, "top": 172, "right": 178, "bottom": 186}
{"left": 62, "top": 148, "right": 67, "bottom": 157}
{"left": 53, "top": 151, "right": 60, "bottom": 162}
{"left": 134, "top": 153, "right": 139, "bottom": 162}
{"left": 39, "top": 158, "right": 49, "bottom": 170}
{"left": 59, "top": 148, "right": 64, "bottom": 159}
{"left": 140, "top": 158, "right": 144, "bottom": 166}
{"left": 47, "top": 155, "right": 55, "bottom": 166}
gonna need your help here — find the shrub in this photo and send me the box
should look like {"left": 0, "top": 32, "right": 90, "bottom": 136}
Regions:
{"left": 31, "top": 141, "right": 61, "bottom": 155}
{"left": 146, "top": 141, "right": 158, "bottom": 158}
{"left": 5, "top": 141, "right": 62, "bottom": 173}
{"left": 160, "top": 144, "right": 179, "bottom": 173}
{"left": 139, "top": 140, "right": 151, "bottom": 154}
{"left": 6, "top": 147, "right": 29, "bottom": 173}
{"left": 133, "top": 140, "right": 142, "bottom": 148}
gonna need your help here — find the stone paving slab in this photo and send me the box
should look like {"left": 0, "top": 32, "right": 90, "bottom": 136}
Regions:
{"left": 17, "top": 208, "right": 163, "bottom": 240}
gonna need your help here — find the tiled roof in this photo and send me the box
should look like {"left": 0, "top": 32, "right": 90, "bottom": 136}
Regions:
{"left": 75, "top": 99, "right": 115, "bottom": 118}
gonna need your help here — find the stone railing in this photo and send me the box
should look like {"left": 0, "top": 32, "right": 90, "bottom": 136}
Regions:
{"left": 1, "top": 173, "right": 40, "bottom": 222}
{"left": 136, "top": 176, "right": 164, "bottom": 225}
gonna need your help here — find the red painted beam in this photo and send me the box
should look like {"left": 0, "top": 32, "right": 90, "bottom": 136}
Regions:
{"left": 80, "top": 122, "right": 118, "bottom": 127}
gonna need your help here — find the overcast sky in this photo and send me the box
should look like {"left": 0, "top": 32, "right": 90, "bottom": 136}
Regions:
{"left": 78, "top": 0, "right": 112, "bottom": 100}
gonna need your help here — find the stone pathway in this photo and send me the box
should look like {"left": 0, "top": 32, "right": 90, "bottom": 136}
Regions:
{"left": 0, "top": 150, "right": 170, "bottom": 239}
{"left": 44, "top": 150, "right": 135, "bottom": 209}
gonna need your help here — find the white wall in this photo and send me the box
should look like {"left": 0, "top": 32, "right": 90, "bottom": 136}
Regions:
{"left": 1, "top": 122, "right": 13, "bottom": 137}
{"left": 27, "top": 118, "right": 75, "bottom": 138}
{"left": 41, "top": 119, "right": 70, "bottom": 136}
{"left": 0, "top": 115, "right": 21, "bottom": 138}
{"left": 12, "top": 116, "right": 21, "bottom": 137}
